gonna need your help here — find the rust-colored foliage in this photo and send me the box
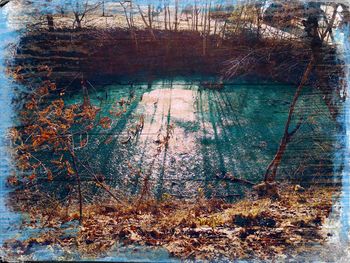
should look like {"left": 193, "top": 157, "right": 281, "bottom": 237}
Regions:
{"left": 9, "top": 66, "right": 136, "bottom": 226}
{"left": 11, "top": 68, "right": 103, "bottom": 186}
{"left": 99, "top": 117, "right": 112, "bottom": 129}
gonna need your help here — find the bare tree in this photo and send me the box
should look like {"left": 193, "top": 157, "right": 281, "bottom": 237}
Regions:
{"left": 174, "top": 0, "right": 179, "bottom": 31}
{"left": 120, "top": 1, "right": 138, "bottom": 49}
{"left": 264, "top": 57, "right": 314, "bottom": 183}
{"left": 70, "top": 0, "right": 101, "bottom": 29}
{"left": 263, "top": 2, "right": 343, "bottom": 185}
{"left": 137, "top": 4, "right": 156, "bottom": 40}
{"left": 46, "top": 14, "right": 54, "bottom": 31}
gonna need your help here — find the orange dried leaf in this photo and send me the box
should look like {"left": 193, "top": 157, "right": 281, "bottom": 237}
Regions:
{"left": 47, "top": 170, "right": 53, "bottom": 181}
{"left": 99, "top": 117, "right": 112, "bottom": 129}
{"left": 67, "top": 165, "right": 75, "bottom": 175}
{"left": 25, "top": 101, "right": 36, "bottom": 110}
{"left": 49, "top": 83, "right": 56, "bottom": 91}
{"left": 29, "top": 173, "right": 36, "bottom": 181}
{"left": 70, "top": 213, "right": 80, "bottom": 220}
{"left": 7, "top": 175, "right": 18, "bottom": 186}
{"left": 37, "top": 86, "right": 49, "bottom": 96}
{"left": 80, "top": 138, "right": 88, "bottom": 147}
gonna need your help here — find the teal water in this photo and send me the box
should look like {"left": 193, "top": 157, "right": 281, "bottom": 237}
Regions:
{"left": 63, "top": 77, "right": 337, "bottom": 200}
{"left": 0, "top": 76, "right": 337, "bottom": 261}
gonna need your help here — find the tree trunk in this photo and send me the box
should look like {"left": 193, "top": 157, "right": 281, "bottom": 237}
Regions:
{"left": 207, "top": 2, "right": 211, "bottom": 35}
{"left": 121, "top": 2, "right": 138, "bottom": 50}
{"left": 264, "top": 58, "right": 314, "bottom": 183}
{"left": 174, "top": 0, "right": 178, "bottom": 31}
{"left": 164, "top": 5, "right": 168, "bottom": 30}
{"left": 167, "top": 6, "right": 172, "bottom": 31}
{"left": 138, "top": 5, "right": 156, "bottom": 41}
{"left": 70, "top": 150, "right": 83, "bottom": 224}
{"left": 74, "top": 13, "right": 81, "bottom": 29}
{"left": 202, "top": 2, "right": 208, "bottom": 56}
{"left": 47, "top": 14, "right": 54, "bottom": 31}
{"left": 195, "top": 4, "right": 199, "bottom": 31}
{"left": 256, "top": 8, "right": 261, "bottom": 40}
{"left": 217, "top": 20, "right": 227, "bottom": 47}
{"left": 213, "top": 19, "right": 217, "bottom": 35}
{"left": 148, "top": 5, "right": 153, "bottom": 29}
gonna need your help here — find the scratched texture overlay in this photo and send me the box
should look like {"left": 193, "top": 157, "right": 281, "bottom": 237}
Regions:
{"left": 0, "top": 0, "right": 350, "bottom": 262}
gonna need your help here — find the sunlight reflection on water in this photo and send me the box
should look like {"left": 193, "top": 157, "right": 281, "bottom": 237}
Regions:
{"left": 60, "top": 78, "right": 336, "bottom": 202}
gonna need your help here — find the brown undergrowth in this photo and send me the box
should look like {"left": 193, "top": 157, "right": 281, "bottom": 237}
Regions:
{"left": 3, "top": 185, "right": 338, "bottom": 261}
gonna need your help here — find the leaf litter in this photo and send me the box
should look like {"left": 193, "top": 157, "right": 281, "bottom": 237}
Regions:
{"left": 2, "top": 185, "right": 338, "bottom": 261}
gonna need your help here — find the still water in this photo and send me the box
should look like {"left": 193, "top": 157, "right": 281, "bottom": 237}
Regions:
{"left": 63, "top": 78, "right": 336, "bottom": 200}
